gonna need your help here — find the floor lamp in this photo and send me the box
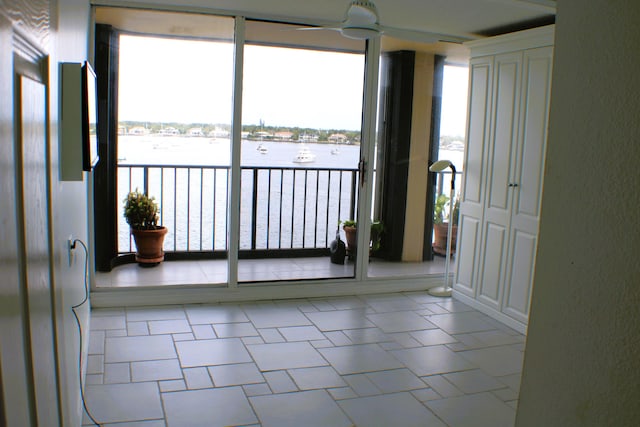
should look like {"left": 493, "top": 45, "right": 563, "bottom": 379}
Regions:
{"left": 429, "top": 160, "right": 456, "bottom": 297}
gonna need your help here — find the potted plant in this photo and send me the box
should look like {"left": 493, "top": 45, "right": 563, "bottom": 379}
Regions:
{"left": 341, "top": 219, "right": 384, "bottom": 259}
{"left": 342, "top": 220, "right": 357, "bottom": 258}
{"left": 433, "top": 194, "right": 459, "bottom": 256}
{"left": 123, "top": 189, "right": 167, "bottom": 266}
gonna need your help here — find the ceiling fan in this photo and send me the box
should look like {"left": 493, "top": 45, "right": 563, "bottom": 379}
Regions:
{"left": 299, "top": 0, "right": 465, "bottom": 44}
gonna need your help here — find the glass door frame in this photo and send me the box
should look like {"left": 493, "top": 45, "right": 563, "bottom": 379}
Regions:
{"left": 354, "top": 36, "right": 381, "bottom": 282}
{"left": 226, "top": 17, "right": 382, "bottom": 287}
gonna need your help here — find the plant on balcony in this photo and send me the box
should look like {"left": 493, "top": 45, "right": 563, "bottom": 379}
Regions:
{"left": 433, "top": 194, "right": 460, "bottom": 256}
{"left": 341, "top": 219, "right": 384, "bottom": 259}
{"left": 123, "top": 189, "right": 167, "bottom": 266}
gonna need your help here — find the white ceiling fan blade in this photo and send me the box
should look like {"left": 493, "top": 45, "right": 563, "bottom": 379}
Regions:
{"left": 380, "top": 26, "right": 470, "bottom": 44}
{"left": 296, "top": 26, "right": 341, "bottom": 32}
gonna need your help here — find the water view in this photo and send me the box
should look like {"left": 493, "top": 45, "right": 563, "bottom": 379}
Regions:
{"left": 117, "top": 135, "right": 464, "bottom": 254}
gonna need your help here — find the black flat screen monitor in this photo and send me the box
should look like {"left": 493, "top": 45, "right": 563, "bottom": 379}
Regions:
{"left": 82, "top": 61, "right": 99, "bottom": 171}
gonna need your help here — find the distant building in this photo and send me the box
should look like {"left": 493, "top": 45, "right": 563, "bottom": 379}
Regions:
{"left": 254, "top": 131, "right": 271, "bottom": 139}
{"left": 158, "top": 127, "right": 180, "bottom": 136}
{"left": 187, "top": 127, "right": 204, "bottom": 137}
{"left": 274, "top": 131, "right": 293, "bottom": 141}
{"left": 208, "top": 128, "right": 230, "bottom": 138}
{"left": 328, "top": 133, "right": 348, "bottom": 143}
{"left": 299, "top": 133, "right": 319, "bottom": 143}
{"left": 129, "top": 126, "right": 149, "bottom": 136}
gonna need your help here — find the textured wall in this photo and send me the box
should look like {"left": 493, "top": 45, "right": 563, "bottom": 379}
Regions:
{"left": 52, "top": 0, "right": 93, "bottom": 424}
{"left": 1, "top": 0, "right": 50, "bottom": 46}
{"left": 0, "top": 0, "right": 91, "bottom": 424}
{"left": 516, "top": 1, "right": 640, "bottom": 425}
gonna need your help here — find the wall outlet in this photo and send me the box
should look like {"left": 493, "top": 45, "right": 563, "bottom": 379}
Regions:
{"left": 68, "top": 235, "right": 75, "bottom": 266}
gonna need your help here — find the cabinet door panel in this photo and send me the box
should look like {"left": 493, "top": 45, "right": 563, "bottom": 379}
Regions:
{"left": 504, "top": 46, "right": 553, "bottom": 325}
{"left": 503, "top": 230, "right": 537, "bottom": 323}
{"left": 463, "top": 57, "right": 493, "bottom": 205}
{"left": 486, "top": 53, "right": 521, "bottom": 214}
{"left": 455, "top": 214, "right": 480, "bottom": 297}
{"left": 478, "top": 222, "right": 507, "bottom": 309}
{"left": 513, "top": 46, "right": 553, "bottom": 221}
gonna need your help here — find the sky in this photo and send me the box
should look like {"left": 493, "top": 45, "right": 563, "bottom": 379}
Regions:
{"left": 118, "top": 35, "right": 468, "bottom": 136}
{"left": 440, "top": 65, "right": 469, "bottom": 138}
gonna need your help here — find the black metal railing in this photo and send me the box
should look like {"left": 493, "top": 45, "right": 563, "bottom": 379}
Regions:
{"left": 117, "top": 163, "right": 461, "bottom": 258}
{"left": 117, "top": 164, "right": 359, "bottom": 256}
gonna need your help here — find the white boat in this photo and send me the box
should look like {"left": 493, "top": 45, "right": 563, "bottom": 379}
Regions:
{"left": 293, "top": 146, "right": 316, "bottom": 163}
{"left": 331, "top": 147, "right": 340, "bottom": 155}
{"left": 257, "top": 143, "right": 268, "bottom": 154}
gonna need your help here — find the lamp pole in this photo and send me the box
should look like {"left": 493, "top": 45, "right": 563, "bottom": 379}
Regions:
{"left": 428, "top": 160, "right": 456, "bottom": 297}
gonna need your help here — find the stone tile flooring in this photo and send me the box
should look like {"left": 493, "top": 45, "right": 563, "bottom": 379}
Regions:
{"left": 84, "top": 292, "right": 524, "bottom": 426}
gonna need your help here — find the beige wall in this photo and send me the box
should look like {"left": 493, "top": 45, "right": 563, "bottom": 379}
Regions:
{"left": 0, "top": 0, "right": 91, "bottom": 424}
{"left": 402, "top": 52, "right": 434, "bottom": 261}
{"left": 53, "top": 1, "right": 93, "bottom": 424}
{"left": 517, "top": 0, "right": 640, "bottom": 425}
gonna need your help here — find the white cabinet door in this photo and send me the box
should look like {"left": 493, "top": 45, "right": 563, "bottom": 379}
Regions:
{"left": 456, "top": 56, "right": 493, "bottom": 297}
{"left": 503, "top": 46, "right": 553, "bottom": 323}
{"left": 477, "top": 52, "right": 521, "bottom": 309}
{"left": 454, "top": 26, "right": 554, "bottom": 332}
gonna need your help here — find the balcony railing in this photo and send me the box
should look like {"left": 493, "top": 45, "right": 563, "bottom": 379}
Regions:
{"left": 117, "top": 163, "right": 461, "bottom": 259}
{"left": 117, "top": 164, "right": 359, "bottom": 256}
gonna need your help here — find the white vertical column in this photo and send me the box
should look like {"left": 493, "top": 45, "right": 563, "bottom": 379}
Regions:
{"left": 227, "top": 16, "right": 245, "bottom": 288}
{"left": 355, "top": 36, "right": 381, "bottom": 281}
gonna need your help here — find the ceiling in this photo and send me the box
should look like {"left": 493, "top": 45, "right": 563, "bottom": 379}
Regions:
{"left": 97, "top": 0, "right": 556, "bottom": 64}
{"left": 180, "top": 0, "right": 556, "bottom": 39}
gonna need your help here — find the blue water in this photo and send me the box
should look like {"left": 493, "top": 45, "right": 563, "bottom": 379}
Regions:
{"left": 117, "top": 136, "right": 463, "bottom": 253}
{"left": 118, "top": 136, "right": 361, "bottom": 168}
{"left": 117, "top": 136, "right": 360, "bottom": 252}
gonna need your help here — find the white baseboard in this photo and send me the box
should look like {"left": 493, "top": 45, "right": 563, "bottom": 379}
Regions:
{"left": 452, "top": 289, "right": 528, "bottom": 335}
{"left": 91, "top": 275, "right": 445, "bottom": 308}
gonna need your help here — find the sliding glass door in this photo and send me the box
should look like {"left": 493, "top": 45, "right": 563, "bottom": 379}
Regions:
{"left": 102, "top": 8, "right": 235, "bottom": 285}
{"left": 98, "top": 7, "right": 429, "bottom": 288}
{"left": 237, "top": 20, "right": 366, "bottom": 283}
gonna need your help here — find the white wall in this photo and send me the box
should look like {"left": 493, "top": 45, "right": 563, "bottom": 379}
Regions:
{"left": 516, "top": 1, "right": 640, "bottom": 425}
{"left": 52, "top": 0, "right": 92, "bottom": 424}
{"left": 0, "top": 0, "right": 91, "bottom": 424}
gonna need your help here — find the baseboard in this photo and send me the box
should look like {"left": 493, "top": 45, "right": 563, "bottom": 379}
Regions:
{"left": 91, "top": 275, "right": 445, "bottom": 308}
{"left": 452, "top": 289, "right": 528, "bottom": 335}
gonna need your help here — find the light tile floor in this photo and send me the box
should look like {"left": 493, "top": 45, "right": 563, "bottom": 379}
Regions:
{"left": 84, "top": 292, "right": 523, "bottom": 427}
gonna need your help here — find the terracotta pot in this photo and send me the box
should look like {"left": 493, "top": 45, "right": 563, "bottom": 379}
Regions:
{"left": 433, "top": 223, "right": 457, "bottom": 256}
{"left": 343, "top": 225, "right": 357, "bottom": 258}
{"left": 131, "top": 227, "right": 168, "bottom": 265}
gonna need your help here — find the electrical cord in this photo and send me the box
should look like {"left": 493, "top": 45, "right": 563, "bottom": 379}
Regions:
{"left": 70, "top": 239, "right": 101, "bottom": 426}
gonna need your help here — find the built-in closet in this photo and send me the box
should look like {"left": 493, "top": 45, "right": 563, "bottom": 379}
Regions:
{"left": 454, "top": 25, "right": 554, "bottom": 333}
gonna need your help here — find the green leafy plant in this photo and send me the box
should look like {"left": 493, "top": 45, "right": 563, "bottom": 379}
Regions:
{"left": 370, "top": 220, "right": 384, "bottom": 251}
{"left": 123, "top": 189, "right": 160, "bottom": 230}
{"left": 452, "top": 197, "right": 460, "bottom": 225}
{"left": 434, "top": 194, "right": 460, "bottom": 225}
{"left": 433, "top": 194, "right": 449, "bottom": 224}
{"left": 341, "top": 219, "right": 357, "bottom": 228}
{"left": 340, "top": 219, "right": 384, "bottom": 251}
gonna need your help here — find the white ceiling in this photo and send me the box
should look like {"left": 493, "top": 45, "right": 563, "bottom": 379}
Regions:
{"left": 186, "top": 0, "right": 556, "bottom": 40}
{"left": 98, "top": 0, "right": 556, "bottom": 64}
